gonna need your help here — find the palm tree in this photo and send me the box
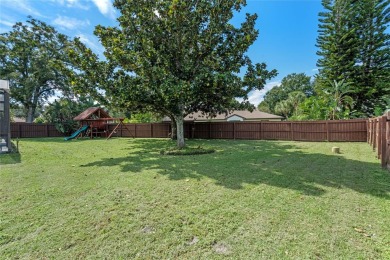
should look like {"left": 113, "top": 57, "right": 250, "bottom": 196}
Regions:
{"left": 287, "top": 91, "right": 306, "bottom": 117}
{"left": 326, "top": 79, "right": 354, "bottom": 120}
{"left": 275, "top": 100, "right": 291, "bottom": 119}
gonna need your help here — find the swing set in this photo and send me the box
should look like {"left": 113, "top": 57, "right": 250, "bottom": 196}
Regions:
{"left": 65, "top": 107, "right": 134, "bottom": 140}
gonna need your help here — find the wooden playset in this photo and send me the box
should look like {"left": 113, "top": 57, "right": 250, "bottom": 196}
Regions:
{"left": 65, "top": 107, "right": 133, "bottom": 140}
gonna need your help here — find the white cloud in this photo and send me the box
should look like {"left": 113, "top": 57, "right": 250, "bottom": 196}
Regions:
{"left": 53, "top": 16, "right": 90, "bottom": 30}
{"left": 311, "top": 68, "right": 319, "bottom": 72}
{"left": 76, "top": 33, "right": 104, "bottom": 56}
{"left": 247, "top": 81, "right": 281, "bottom": 106}
{"left": 1, "top": 0, "right": 43, "bottom": 17}
{"left": 91, "top": 0, "right": 116, "bottom": 19}
{"left": 0, "top": 14, "right": 17, "bottom": 31}
{"left": 66, "top": 0, "right": 78, "bottom": 3}
{"left": 0, "top": 20, "right": 14, "bottom": 27}
{"left": 52, "top": 0, "right": 90, "bottom": 10}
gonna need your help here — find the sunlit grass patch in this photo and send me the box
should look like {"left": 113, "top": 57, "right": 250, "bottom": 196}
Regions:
{"left": 1, "top": 138, "right": 389, "bottom": 259}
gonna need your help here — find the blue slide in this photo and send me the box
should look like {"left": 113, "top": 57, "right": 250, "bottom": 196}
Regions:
{"left": 64, "top": 125, "right": 89, "bottom": 141}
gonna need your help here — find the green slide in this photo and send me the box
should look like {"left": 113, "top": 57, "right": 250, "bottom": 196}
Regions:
{"left": 64, "top": 125, "right": 89, "bottom": 141}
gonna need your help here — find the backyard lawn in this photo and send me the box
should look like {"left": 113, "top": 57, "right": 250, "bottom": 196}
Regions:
{"left": 0, "top": 138, "right": 389, "bottom": 259}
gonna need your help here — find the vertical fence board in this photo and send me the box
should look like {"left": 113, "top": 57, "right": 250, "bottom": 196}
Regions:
{"left": 386, "top": 119, "right": 390, "bottom": 169}
{"left": 379, "top": 116, "right": 385, "bottom": 167}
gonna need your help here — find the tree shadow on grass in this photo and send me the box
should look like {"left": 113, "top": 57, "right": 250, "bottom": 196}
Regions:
{"left": 79, "top": 139, "right": 390, "bottom": 198}
{"left": 0, "top": 152, "right": 21, "bottom": 165}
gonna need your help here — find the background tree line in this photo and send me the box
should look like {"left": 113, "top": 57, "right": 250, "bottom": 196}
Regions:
{"left": 1, "top": 0, "right": 388, "bottom": 145}
{"left": 259, "top": 0, "right": 389, "bottom": 120}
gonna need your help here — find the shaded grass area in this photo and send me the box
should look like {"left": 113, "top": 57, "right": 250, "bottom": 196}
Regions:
{"left": 1, "top": 138, "right": 389, "bottom": 259}
{"left": 0, "top": 152, "right": 21, "bottom": 165}
{"left": 161, "top": 146, "right": 215, "bottom": 156}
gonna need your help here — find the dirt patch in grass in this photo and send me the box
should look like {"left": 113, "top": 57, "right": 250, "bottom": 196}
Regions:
{"left": 187, "top": 236, "right": 199, "bottom": 246}
{"left": 141, "top": 226, "right": 155, "bottom": 234}
{"left": 213, "top": 242, "right": 231, "bottom": 255}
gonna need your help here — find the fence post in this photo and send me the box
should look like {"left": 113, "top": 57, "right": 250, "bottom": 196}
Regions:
{"left": 233, "top": 122, "right": 236, "bottom": 140}
{"left": 135, "top": 124, "right": 137, "bottom": 138}
{"left": 380, "top": 116, "right": 387, "bottom": 168}
{"left": 290, "top": 122, "right": 294, "bottom": 141}
{"left": 371, "top": 120, "right": 375, "bottom": 146}
{"left": 326, "top": 121, "right": 329, "bottom": 141}
{"left": 208, "top": 122, "right": 211, "bottom": 139}
{"left": 386, "top": 113, "right": 390, "bottom": 169}
{"left": 19, "top": 124, "right": 22, "bottom": 138}
{"left": 372, "top": 120, "right": 375, "bottom": 146}
{"left": 192, "top": 123, "right": 196, "bottom": 139}
{"left": 372, "top": 118, "right": 378, "bottom": 151}
{"left": 151, "top": 123, "right": 153, "bottom": 138}
{"left": 259, "top": 121, "right": 262, "bottom": 140}
{"left": 368, "top": 120, "right": 371, "bottom": 144}
{"left": 46, "top": 124, "right": 49, "bottom": 137}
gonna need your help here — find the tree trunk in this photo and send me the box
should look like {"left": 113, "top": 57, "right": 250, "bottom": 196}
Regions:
{"left": 170, "top": 116, "right": 177, "bottom": 140}
{"left": 174, "top": 115, "right": 185, "bottom": 148}
{"left": 26, "top": 106, "right": 35, "bottom": 123}
{"left": 26, "top": 87, "right": 40, "bottom": 123}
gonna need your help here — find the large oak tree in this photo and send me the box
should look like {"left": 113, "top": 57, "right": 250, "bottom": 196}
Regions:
{"left": 0, "top": 17, "right": 75, "bottom": 122}
{"left": 75, "top": 0, "right": 277, "bottom": 148}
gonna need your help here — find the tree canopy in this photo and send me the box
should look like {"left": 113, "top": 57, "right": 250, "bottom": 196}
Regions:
{"left": 37, "top": 96, "right": 96, "bottom": 134}
{"left": 316, "top": 0, "right": 390, "bottom": 117}
{"left": 0, "top": 17, "right": 76, "bottom": 122}
{"left": 258, "top": 73, "right": 312, "bottom": 115}
{"left": 71, "top": 0, "right": 277, "bottom": 147}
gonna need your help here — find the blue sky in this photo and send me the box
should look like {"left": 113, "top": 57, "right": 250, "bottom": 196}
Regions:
{"left": 0, "top": 0, "right": 323, "bottom": 105}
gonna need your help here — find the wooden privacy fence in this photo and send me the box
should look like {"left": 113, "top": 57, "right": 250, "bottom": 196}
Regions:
{"left": 368, "top": 112, "right": 390, "bottom": 169}
{"left": 11, "top": 123, "right": 64, "bottom": 138}
{"left": 191, "top": 119, "right": 367, "bottom": 141}
{"left": 11, "top": 119, "right": 367, "bottom": 142}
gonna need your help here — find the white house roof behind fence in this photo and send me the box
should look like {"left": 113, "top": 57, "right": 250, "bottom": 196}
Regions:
{"left": 163, "top": 109, "right": 283, "bottom": 122}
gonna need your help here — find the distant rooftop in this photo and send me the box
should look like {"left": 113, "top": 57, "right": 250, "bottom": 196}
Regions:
{"left": 163, "top": 109, "right": 284, "bottom": 122}
{"left": 12, "top": 117, "right": 25, "bottom": 123}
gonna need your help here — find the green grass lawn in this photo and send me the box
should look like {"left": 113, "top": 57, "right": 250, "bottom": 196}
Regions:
{"left": 1, "top": 138, "right": 389, "bottom": 259}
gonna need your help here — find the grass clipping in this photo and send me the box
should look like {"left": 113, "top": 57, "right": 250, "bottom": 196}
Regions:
{"left": 160, "top": 146, "right": 215, "bottom": 156}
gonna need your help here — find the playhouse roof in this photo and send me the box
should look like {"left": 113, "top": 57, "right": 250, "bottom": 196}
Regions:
{"left": 74, "top": 107, "right": 111, "bottom": 121}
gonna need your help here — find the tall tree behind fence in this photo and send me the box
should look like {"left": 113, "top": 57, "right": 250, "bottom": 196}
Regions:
{"left": 11, "top": 119, "right": 367, "bottom": 142}
{"left": 368, "top": 112, "right": 390, "bottom": 169}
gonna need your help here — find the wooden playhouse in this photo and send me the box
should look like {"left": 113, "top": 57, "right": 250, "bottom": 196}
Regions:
{"left": 73, "top": 107, "right": 133, "bottom": 139}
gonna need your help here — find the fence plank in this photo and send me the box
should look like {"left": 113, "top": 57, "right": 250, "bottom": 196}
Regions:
{"left": 379, "top": 116, "right": 386, "bottom": 167}
{"left": 386, "top": 119, "right": 390, "bottom": 169}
